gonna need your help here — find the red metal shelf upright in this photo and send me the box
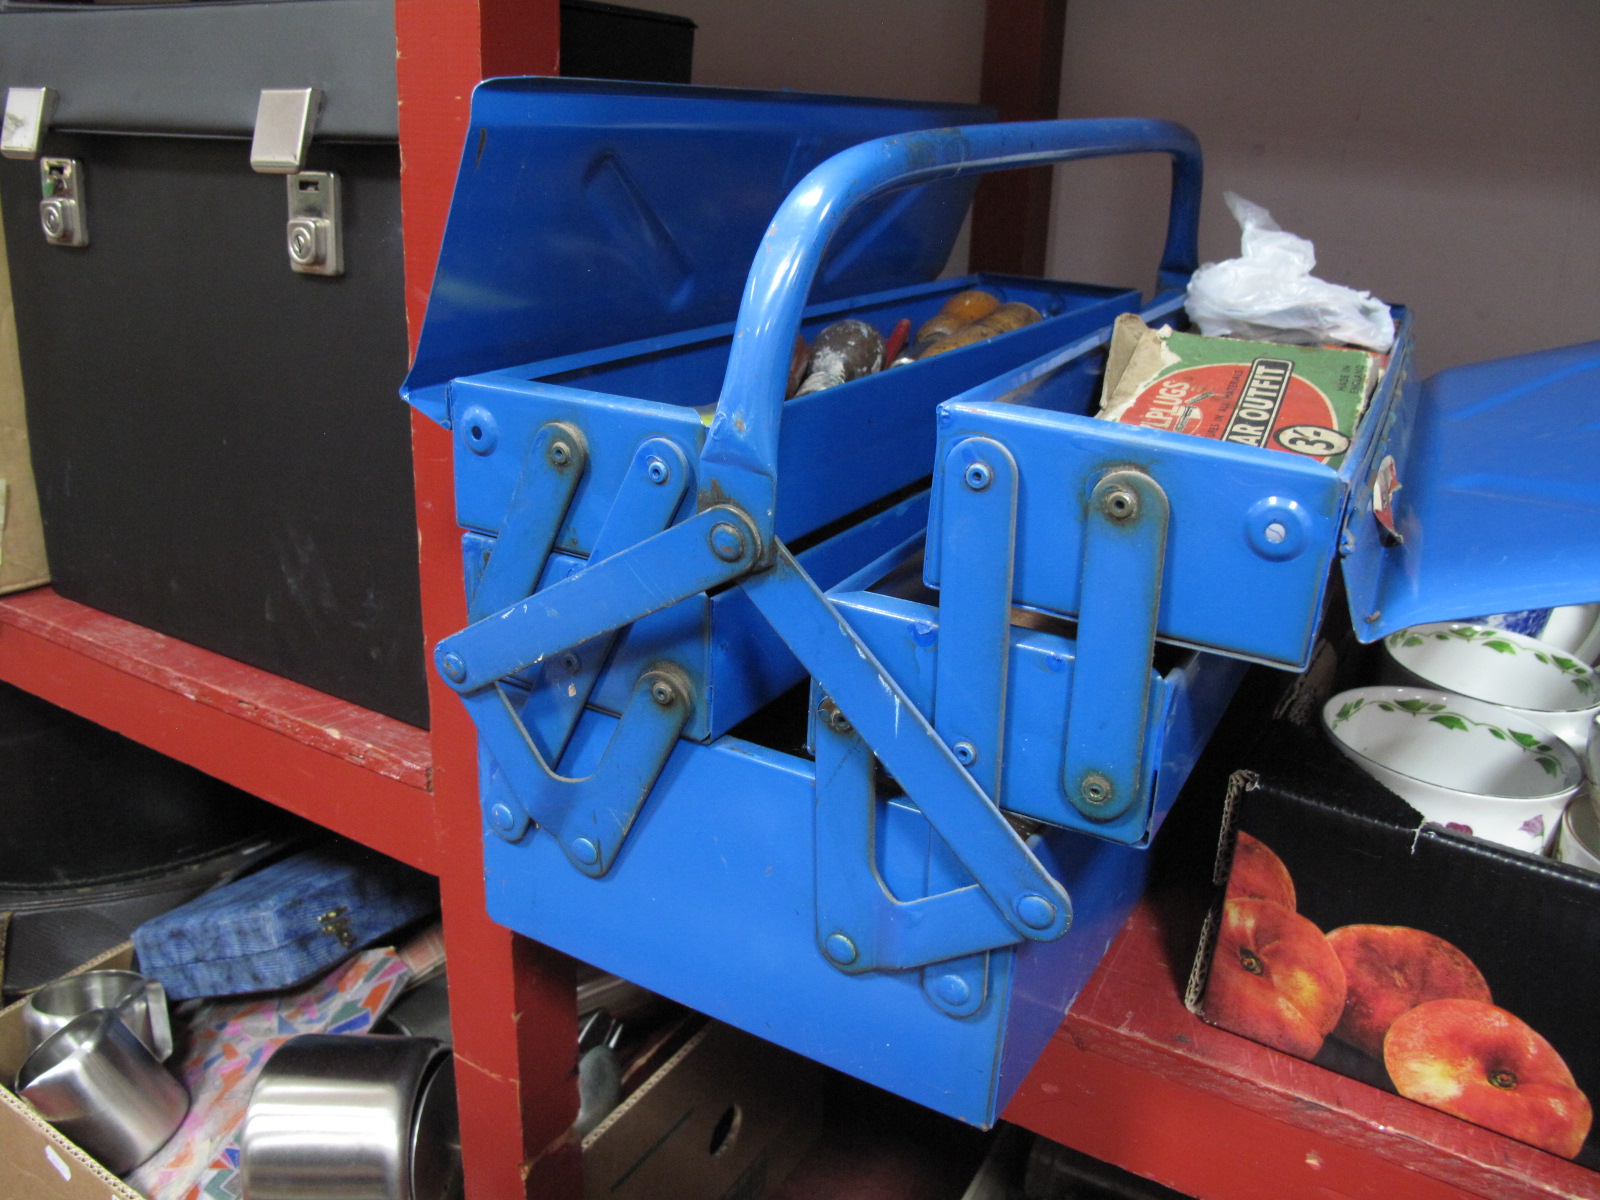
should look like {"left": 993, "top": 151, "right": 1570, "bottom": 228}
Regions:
{"left": 0, "top": 3, "right": 584, "bottom": 1195}
{"left": 392, "top": 2, "right": 582, "bottom": 1197}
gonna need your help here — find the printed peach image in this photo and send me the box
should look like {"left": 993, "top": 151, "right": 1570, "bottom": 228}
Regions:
{"left": 1207, "top": 897, "right": 1346, "bottom": 1059}
{"left": 1327, "top": 925, "right": 1492, "bottom": 1058}
{"left": 1385, "top": 999, "right": 1593, "bottom": 1159}
{"left": 1224, "top": 830, "right": 1297, "bottom": 910}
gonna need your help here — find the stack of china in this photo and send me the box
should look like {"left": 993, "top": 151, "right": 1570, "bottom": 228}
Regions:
{"left": 1322, "top": 606, "right": 1600, "bottom": 858}
{"left": 14, "top": 969, "right": 187, "bottom": 1175}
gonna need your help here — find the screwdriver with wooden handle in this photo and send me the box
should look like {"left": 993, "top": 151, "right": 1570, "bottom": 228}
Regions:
{"left": 890, "top": 289, "right": 1002, "bottom": 366}
{"left": 917, "top": 301, "right": 1042, "bottom": 359}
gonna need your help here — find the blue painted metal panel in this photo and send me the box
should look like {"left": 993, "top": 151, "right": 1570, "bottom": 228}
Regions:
{"left": 929, "top": 394, "right": 1345, "bottom": 670}
{"left": 484, "top": 719, "right": 1152, "bottom": 1127}
{"left": 447, "top": 274, "right": 1137, "bottom": 547}
{"left": 926, "top": 307, "right": 1415, "bottom": 671}
{"left": 402, "top": 78, "right": 992, "bottom": 425}
{"left": 450, "top": 377, "right": 704, "bottom": 549}
{"left": 1344, "top": 338, "right": 1600, "bottom": 638}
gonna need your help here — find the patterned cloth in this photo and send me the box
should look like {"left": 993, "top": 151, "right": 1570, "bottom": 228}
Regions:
{"left": 127, "top": 947, "right": 411, "bottom": 1200}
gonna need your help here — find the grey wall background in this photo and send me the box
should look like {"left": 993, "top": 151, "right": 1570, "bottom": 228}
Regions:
{"left": 665, "top": 0, "right": 986, "bottom": 102}
{"left": 669, "top": 0, "right": 1598, "bottom": 376}
{"left": 1048, "top": 1, "right": 1600, "bottom": 375}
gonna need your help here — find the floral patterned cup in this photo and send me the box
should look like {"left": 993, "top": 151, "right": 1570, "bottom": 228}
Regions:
{"left": 1475, "top": 604, "right": 1600, "bottom": 663}
{"left": 1323, "top": 686, "right": 1581, "bottom": 856}
{"left": 1381, "top": 623, "right": 1600, "bottom": 754}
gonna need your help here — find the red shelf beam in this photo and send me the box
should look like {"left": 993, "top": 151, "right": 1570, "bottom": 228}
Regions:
{"left": 0, "top": 587, "right": 440, "bottom": 874}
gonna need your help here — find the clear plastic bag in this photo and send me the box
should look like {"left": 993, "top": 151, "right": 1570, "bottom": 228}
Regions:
{"left": 1185, "top": 192, "right": 1395, "bottom": 352}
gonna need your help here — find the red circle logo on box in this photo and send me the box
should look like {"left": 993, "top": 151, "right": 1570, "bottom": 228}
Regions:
{"left": 1122, "top": 360, "right": 1350, "bottom": 462}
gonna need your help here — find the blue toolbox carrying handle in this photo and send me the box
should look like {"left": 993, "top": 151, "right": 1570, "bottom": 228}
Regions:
{"left": 699, "top": 117, "right": 1202, "bottom": 531}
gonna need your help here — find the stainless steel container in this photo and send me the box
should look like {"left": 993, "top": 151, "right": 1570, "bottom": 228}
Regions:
{"left": 15, "top": 1007, "right": 189, "bottom": 1175}
{"left": 23, "top": 968, "right": 173, "bottom": 1060}
{"left": 240, "top": 1034, "right": 461, "bottom": 1200}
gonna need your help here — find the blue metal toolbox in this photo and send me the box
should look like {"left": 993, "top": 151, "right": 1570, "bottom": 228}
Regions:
{"left": 401, "top": 78, "right": 1439, "bottom": 1125}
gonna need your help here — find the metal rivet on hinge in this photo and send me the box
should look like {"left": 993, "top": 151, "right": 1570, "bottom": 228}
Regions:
{"left": 963, "top": 462, "right": 992, "bottom": 491}
{"left": 1100, "top": 487, "right": 1140, "bottom": 523}
{"left": 548, "top": 440, "right": 574, "bottom": 468}
{"left": 488, "top": 803, "right": 517, "bottom": 833}
{"left": 570, "top": 838, "right": 600, "bottom": 866}
{"left": 709, "top": 521, "right": 747, "bottom": 563}
{"left": 824, "top": 933, "right": 858, "bottom": 965}
{"left": 1013, "top": 894, "right": 1057, "bottom": 931}
{"left": 649, "top": 679, "right": 675, "bottom": 707}
{"left": 645, "top": 456, "right": 670, "bottom": 484}
{"left": 438, "top": 651, "right": 467, "bottom": 684}
{"left": 561, "top": 652, "right": 582, "bottom": 674}
{"left": 1080, "top": 771, "right": 1114, "bottom": 806}
{"left": 931, "top": 974, "right": 971, "bottom": 1007}
{"left": 952, "top": 740, "right": 977, "bottom": 766}
{"left": 820, "top": 702, "right": 853, "bottom": 736}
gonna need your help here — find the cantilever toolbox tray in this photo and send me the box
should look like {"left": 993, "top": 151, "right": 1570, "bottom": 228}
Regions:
{"left": 402, "top": 78, "right": 1453, "bottom": 1125}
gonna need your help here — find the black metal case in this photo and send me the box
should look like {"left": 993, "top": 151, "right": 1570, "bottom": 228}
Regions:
{"left": 0, "top": 0, "right": 428, "bottom": 724}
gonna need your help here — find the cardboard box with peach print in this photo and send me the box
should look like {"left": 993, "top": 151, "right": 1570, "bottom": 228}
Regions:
{"left": 1190, "top": 703, "right": 1600, "bottom": 1166}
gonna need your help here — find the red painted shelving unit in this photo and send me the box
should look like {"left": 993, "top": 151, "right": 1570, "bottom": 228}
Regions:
{"left": 4, "top": 3, "right": 1595, "bottom": 1198}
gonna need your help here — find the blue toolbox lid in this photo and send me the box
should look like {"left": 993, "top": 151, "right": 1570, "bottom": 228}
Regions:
{"left": 1345, "top": 339, "right": 1600, "bottom": 639}
{"left": 402, "top": 77, "right": 992, "bottom": 426}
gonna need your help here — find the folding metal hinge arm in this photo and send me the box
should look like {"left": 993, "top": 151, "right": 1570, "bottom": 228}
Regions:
{"left": 513, "top": 437, "right": 692, "bottom": 766}
{"left": 744, "top": 545, "right": 1071, "bottom": 947}
{"left": 468, "top": 421, "right": 588, "bottom": 622}
{"left": 812, "top": 704, "right": 1023, "bottom": 975}
{"left": 468, "top": 665, "right": 692, "bottom": 876}
{"left": 916, "top": 436, "right": 1019, "bottom": 1012}
{"left": 442, "top": 429, "right": 711, "bottom": 875}
{"left": 437, "top": 504, "right": 760, "bottom": 697}
{"left": 1061, "top": 468, "right": 1170, "bottom": 826}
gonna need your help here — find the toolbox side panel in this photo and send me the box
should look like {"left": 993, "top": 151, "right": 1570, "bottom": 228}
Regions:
{"left": 772, "top": 282, "right": 1139, "bottom": 543}
{"left": 449, "top": 377, "right": 704, "bottom": 542}
{"left": 452, "top": 277, "right": 1138, "bottom": 548}
{"left": 832, "top": 593, "right": 1170, "bottom": 835}
{"left": 485, "top": 723, "right": 1146, "bottom": 1126}
{"left": 930, "top": 400, "right": 1345, "bottom": 669}
{"left": 996, "top": 826, "right": 1152, "bottom": 1111}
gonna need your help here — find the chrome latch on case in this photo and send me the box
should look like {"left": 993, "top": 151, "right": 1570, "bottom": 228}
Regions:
{"left": 2, "top": 87, "right": 57, "bottom": 160}
{"left": 39, "top": 157, "right": 88, "bottom": 248}
{"left": 249, "top": 88, "right": 321, "bottom": 174}
{"left": 285, "top": 171, "right": 342, "bottom": 276}
{"left": 251, "top": 89, "right": 342, "bottom": 275}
